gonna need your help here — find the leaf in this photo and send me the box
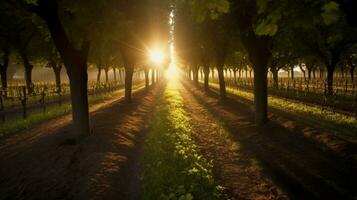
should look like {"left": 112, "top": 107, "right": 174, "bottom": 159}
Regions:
{"left": 255, "top": 20, "right": 278, "bottom": 36}
{"left": 321, "top": 1, "right": 340, "bottom": 25}
{"left": 257, "top": 0, "right": 267, "bottom": 14}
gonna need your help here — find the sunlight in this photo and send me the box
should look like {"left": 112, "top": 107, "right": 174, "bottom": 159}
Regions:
{"left": 149, "top": 49, "right": 165, "bottom": 64}
{"left": 165, "top": 62, "right": 179, "bottom": 80}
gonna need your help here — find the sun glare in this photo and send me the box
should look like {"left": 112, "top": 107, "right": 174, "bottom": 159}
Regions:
{"left": 149, "top": 49, "right": 165, "bottom": 64}
{"left": 165, "top": 63, "right": 179, "bottom": 80}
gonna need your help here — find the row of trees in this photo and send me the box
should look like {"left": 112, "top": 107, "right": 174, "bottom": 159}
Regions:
{"left": 0, "top": 0, "right": 170, "bottom": 137}
{"left": 175, "top": 0, "right": 357, "bottom": 125}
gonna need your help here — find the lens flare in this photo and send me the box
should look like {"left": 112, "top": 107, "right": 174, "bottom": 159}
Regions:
{"left": 149, "top": 49, "right": 164, "bottom": 64}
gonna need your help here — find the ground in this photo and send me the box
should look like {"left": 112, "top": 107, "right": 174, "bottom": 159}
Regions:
{"left": 0, "top": 79, "right": 356, "bottom": 200}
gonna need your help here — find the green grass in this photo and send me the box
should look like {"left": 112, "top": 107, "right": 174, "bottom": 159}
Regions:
{"left": 142, "top": 81, "right": 222, "bottom": 200}
{"left": 0, "top": 85, "right": 142, "bottom": 138}
{"left": 208, "top": 82, "right": 357, "bottom": 137}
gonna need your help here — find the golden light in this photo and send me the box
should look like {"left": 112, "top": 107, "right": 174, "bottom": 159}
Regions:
{"left": 165, "top": 62, "right": 179, "bottom": 80}
{"left": 149, "top": 49, "right": 165, "bottom": 64}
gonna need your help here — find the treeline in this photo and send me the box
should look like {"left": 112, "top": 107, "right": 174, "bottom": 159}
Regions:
{"left": 0, "top": 0, "right": 170, "bottom": 137}
{"left": 174, "top": 0, "right": 357, "bottom": 125}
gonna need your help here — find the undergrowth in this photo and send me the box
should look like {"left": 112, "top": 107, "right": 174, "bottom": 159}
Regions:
{"left": 209, "top": 82, "right": 357, "bottom": 136}
{"left": 0, "top": 85, "right": 143, "bottom": 138}
{"left": 142, "top": 81, "right": 222, "bottom": 200}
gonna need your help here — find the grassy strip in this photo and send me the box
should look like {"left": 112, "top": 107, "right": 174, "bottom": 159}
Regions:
{"left": 209, "top": 82, "right": 357, "bottom": 136}
{"left": 142, "top": 81, "right": 221, "bottom": 200}
{"left": 0, "top": 84, "right": 144, "bottom": 138}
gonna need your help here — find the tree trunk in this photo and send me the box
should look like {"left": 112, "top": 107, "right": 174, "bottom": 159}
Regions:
{"left": 97, "top": 67, "right": 102, "bottom": 83}
{"left": 271, "top": 67, "right": 278, "bottom": 88}
{"left": 0, "top": 67, "right": 7, "bottom": 91}
{"left": 192, "top": 66, "right": 199, "bottom": 85}
{"left": 211, "top": 68, "right": 214, "bottom": 79}
{"left": 0, "top": 44, "right": 9, "bottom": 95}
{"left": 53, "top": 65, "right": 62, "bottom": 92}
{"left": 217, "top": 66, "right": 226, "bottom": 98}
{"left": 253, "top": 65, "right": 268, "bottom": 125}
{"left": 327, "top": 66, "right": 335, "bottom": 95}
{"left": 151, "top": 68, "right": 155, "bottom": 85}
{"left": 68, "top": 66, "right": 90, "bottom": 138}
{"left": 36, "top": 0, "right": 91, "bottom": 136}
{"left": 105, "top": 68, "right": 109, "bottom": 82}
{"left": 350, "top": 66, "right": 355, "bottom": 81}
{"left": 113, "top": 67, "right": 117, "bottom": 81}
{"left": 125, "top": 67, "right": 134, "bottom": 102}
{"left": 20, "top": 52, "right": 34, "bottom": 93}
{"left": 144, "top": 68, "right": 149, "bottom": 88}
{"left": 203, "top": 64, "right": 210, "bottom": 92}
{"left": 242, "top": 33, "right": 271, "bottom": 125}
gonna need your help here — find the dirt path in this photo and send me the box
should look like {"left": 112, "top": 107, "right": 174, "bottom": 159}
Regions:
{"left": 179, "top": 80, "right": 357, "bottom": 200}
{"left": 0, "top": 84, "right": 163, "bottom": 200}
{"left": 179, "top": 81, "right": 288, "bottom": 200}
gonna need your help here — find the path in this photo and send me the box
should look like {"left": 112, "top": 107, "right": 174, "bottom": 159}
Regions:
{"left": 179, "top": 79, "right": 357, "bottom": 200}
{"left": 0, "top": 84, "right": 163, "bottom": 200}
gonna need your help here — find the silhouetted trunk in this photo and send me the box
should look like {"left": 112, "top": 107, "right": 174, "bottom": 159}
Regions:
{"left": 327, "top": 66, "right": 335, "bottom": 95}
{"left": 253, "top": 65, "right": 268, "bottom": 125}
{"left": 20, "top": 51, "right": 34, "bottom": 93}
{"left": 211, "top": 68, "right": 214, "bottom": 79}
{"left": 307, "top": 66, "right": 312, "bottom": 80}
{"left": 68, "top": 65, "right": 90, "bottom": 137}
{"left": 151, "top": 68, "right": 155, "bottom": 85}
{"left": 242, "top": 33, "right": 271, "bottom": 125}
{"left": 271, "top": 67, "right": 278, "bottom": 88}
{"left": 0, "top": 67, "right": 7, "bottom": 91}
{"left": 105, "top": 68, "right": 109, "bottom": 82}
{"left": 291, "top": 67, "right": 294, "bottom": 79}
{"left": 97, "top": 67, "right": 102, "bottom": 83}
{"left": 192, "top": 65, "right": 199, "bottom": 85}
{"left": 36, "top": 0, "right": 91, "bottom": 136}
{"left": 113, "top": 67, "right": 117, "bottom": 81}
{"left": 203, "top": 64, "right": 210, "bottom": 92}
{"left": 217, "top": 65, "right": 226, "bottom": 98}
{"left": 53, "top": 65, "right": 62, "bottom": 92}
{"left": 144, "top": 68, "right": 149, "bottom": 88}
{"left": 325, "top": 53, "right": 339, "bottom": 96}
{"left": 124, "top": 67, "right": 134, "bottom": 102}
{"left": 0, "top": 44, "right": 9, "bottom": 94}
{"left": 350, "top": 65, "right": 355, "bottom": 81}
{"left": 233, "top": 69, "right": 237, "bottom": 81}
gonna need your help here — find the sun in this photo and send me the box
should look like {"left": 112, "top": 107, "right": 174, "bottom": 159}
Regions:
{"left": 149, "top": 49, "right": 165, "bottom": 64}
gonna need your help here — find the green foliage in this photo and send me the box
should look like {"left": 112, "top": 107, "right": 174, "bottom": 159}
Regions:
{"left": 190, "top": 0, "right": 230, "bottom": 22}
{"left": 0, "top": 85, "right": 134, "bottom": 138}
{"left": 208, "top": 82, "right": 357, "bottom": 134}
{"left": 142, "top": 82, "right": 221, "bottom": 200}
{"left": 322, "top": 1, "right": 340, "bottom": 25}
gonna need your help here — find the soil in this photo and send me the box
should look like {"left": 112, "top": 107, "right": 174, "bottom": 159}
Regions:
{"left": 0, "top": 84, "right": 163, "bottom": 200}
{"left": 0, "top": 79, "right": 356, "bottom": 200}
{"left": 180, "top": 79, "right": 357, "bottom": 200}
